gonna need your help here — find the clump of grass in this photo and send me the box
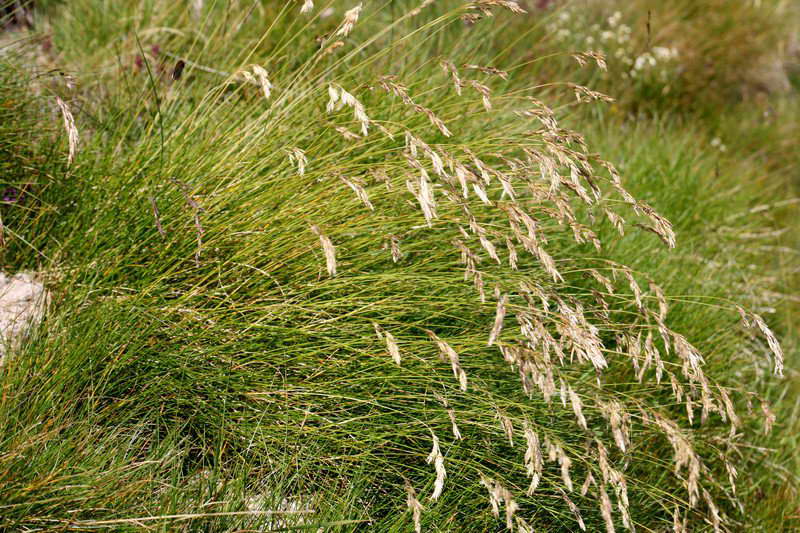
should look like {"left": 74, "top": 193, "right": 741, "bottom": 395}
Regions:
{"left": 0, "top": 1, "right": 795, "bottom": 531}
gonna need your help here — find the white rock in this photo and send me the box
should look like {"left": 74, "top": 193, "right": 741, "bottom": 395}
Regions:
{"left": 0, "top": 272, "right": 49, "bottom": 364}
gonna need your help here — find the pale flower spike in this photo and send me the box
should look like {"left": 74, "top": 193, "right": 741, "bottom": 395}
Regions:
{"left": 286, "top": 147, "right": 307, "bottom": 176}
{"left": 55, "top": 96, "right": 78, "bottom": 166}
{"left": 300, "top": 0, "right": 313, "bottom": 13}
{"left": 310, "top": 225, "right": 336, "bottom": 277}
{"left": 405, "top": 482, "right": 424, "bottom": 533}
{"left": 385, "top": 330, "right": 401, "bottom": 365}
{"left": 251, "top": 65, "right": 272, "bottom": 99}
{"left": 336, "top": 3, "right": 362, "bottom": 37}
{"left": 426, "top": 433, "right": 446, "bottom": 500}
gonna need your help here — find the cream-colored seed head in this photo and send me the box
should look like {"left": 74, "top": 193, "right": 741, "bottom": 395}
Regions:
{"left": 336, "top": 3, "right": 362, "bottom": 37}
{"left": 55, "top": 96, "right": 79, "bottom": 166}
{"left": 310, "top": 225, "right": 336, "bottom": 277}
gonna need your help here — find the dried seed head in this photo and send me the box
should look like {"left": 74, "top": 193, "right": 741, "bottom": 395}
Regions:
{"left": 327, "top": 84, "right": 370, "bottom": 135}
{"left": 479, "top": 472, "right": 501, "bottom": 517}
{"left": 408, "top": 0, "right": 435, "bottom": 17}
{"left": 472, "top": 0, "right": 526, "bottom": 14}
{"left": 463, "top": 63, "right": 509, "bottom": 80}
{"left": 286, "top": 147, "right": 307, "bottom": 176}
{"left": 426, "top": 433, "right": 446, "bottom": 500}
{"left": 599, "top": 485, "right": 616, "bottom": 533}
{"left": 568, "top": 386, "right": 588, "bottom": 431}
{"left": 488, "top": 293, "right": 508, "bottom": 346}
{"left": 310, "top": 225, "right": 336, "bottom": 277}
{"left": 581, "top": 471, "right": 595, "bottom": 497}
{"left": 751, "top": 313, "right": 784, "bottom": 377}
{"left": 573, "top": 51, "right": 608, "bottom": 71}
{"left": 405, "top": 482, "right": 424, "bottom": 533}
{"left": 336, "top": 3, "right": 362, "bottom": 37}
{"left": 326, "top": 84, "right": 340, "bottom": 112}
{"left": 406, "top": 168, "right": 438, "bottom": 226}
{"left": 447, "top": 409, "right": 463, "bottom": 440}
{"left": 558, "top": 446, "right": 574, "bottom": 492}
{"left": 649, "top": 279, "right": 668, "bottom": 322}
{"left": 673, "top": 505, "right": 686, "bottom": 533}
{"left": 334, "top": 125, "right": 360, "bottom": 141}
{"left": 341, "top": 176, "right": 374, "bottom": 210}
{"left": 559, "top": 488, "right": 586, "bottom": 531}
{"left": 55, "top": 96, "right": 78, "bottom": 166}
{"left": 479, "top": 474, "right": 519, "bottom": 529}
{"left": 251, "top": 65, "right": 272, "bottom": 99}
{"left": 322, "top": 40, "right": 345, "bottom": 56}
{"left": 384, "top": 330, "right": 401, "bottom": 365}
{"left": 497, "top": 411, "right": 514, "bottom": 446}
{"left": 761, "top": 400, "right": 776, "bottom": 434}
{"left": 385, "top": 234, "right": 402, "bottom": 263}
{"left": 620, "top": 268, "right": 643, "bottom": 311}
{"left": 469, "top": 80, "right": 492, "bottom": 111}
{"left": 440, "top": 59, "right": 464, "bottom": 95}
{"left": 374, "top": 324, "right": 401, "bottom": 365}
{"left": 380, "top": 79, "right": 452, "bottom": 136}
{"left": 523, "top": 420, "right": 543, "bottom": 495}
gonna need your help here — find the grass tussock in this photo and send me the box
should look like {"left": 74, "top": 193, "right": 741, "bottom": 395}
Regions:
{"left": 0, "top": 0, "right": 797, "bottom": 531}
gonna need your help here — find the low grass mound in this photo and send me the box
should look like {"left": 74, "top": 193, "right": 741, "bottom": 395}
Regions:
{"left": 0, "top": 1, "right": 796, "bottom": 531}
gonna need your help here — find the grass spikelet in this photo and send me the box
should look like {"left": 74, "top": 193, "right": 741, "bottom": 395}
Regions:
{"left": 523, "top": 420, "right": 543, "bottom": 495}
{"left": 386, "top": 234, "right": 402, "bottom": 263}
{"left": 427, "top": 330, "right": 467, "bottom": 391}
{"left": 497, "top": 410, "right": 514, "bottom": 446}
{"left": 251, "top": 65, "right": 272, "bottom": 99}
{"left": 487, "top": 293, "right": 507, "bottom": 346}
{"left": 336, "top": 3, "right": 362, "bottom": 37}
{"left": 599, "top": 485, "right": 616, "bottom": 533}
{"left": 479, "top": 472, "right": 502, "bottom": 519}
{"left": 581, "top": 471, "right": 595, "bottom": 496}
{"left": 463, "top": 64, "right": 509, "bottom": 79}
{"left": 568, "top": 386, "right": 588, "bottom": 431}
{"left": 55, "top": 96, "right": 78, "bottom": 165}
{"left": 440, "top": 60, "right": 464, "bottom": 95}
{"left": 341, "top": 176, "right": 374, "bottom": 211}
{"left": 406, "top": 170, "right": 438, "bottom": 226}
{"left": 373, "top": 323, "right": 401, "bottom": 365}
{"left": 408, "top": 0, "right": 435, "bottom": 17}
{"left": 405, "top": 482, "right": 424, "bottom": 533}
{"left": 310, "top": 225, "right": 336, "bottom": 277}
{"left": 469, "top": 80, "right": 492, "bottom": 111}
{"left": 327, "top": 84, "right": 370, "bottom": 136}
{"left": 472, "top": 0, "right": 526, "bottom": 15}
{"left": 425, "top": 433, "right": 446, "bottom": 500}
{"left": 333, "top": 125, "right": 360, "bottom": 140}
{"left": 286, "top": 147, "right": 307, "bottom": 176}
{"left": 761, "top": 400, "right": 776, "bottom": 435}
{"left": 559, "top": 488, "right": 586, "bottom": 531}
{"left": 751, "top": 313, "right": 784, "bottom": 377}
{"left": 479, "top": 474, "right": 519, "bottom": 529}
{"left": 299, "top": 0, "right": 313, "bottom": 14}
{"left": 447, "top": 409, "right": 462, "bottom": 440}
{"left": 557, "top": 445, "right": 574, "bottom": 492}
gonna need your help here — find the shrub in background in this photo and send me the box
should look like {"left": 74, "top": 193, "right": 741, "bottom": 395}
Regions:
{"left": 533, "top": 0, "right": 798, "bottom": 112}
